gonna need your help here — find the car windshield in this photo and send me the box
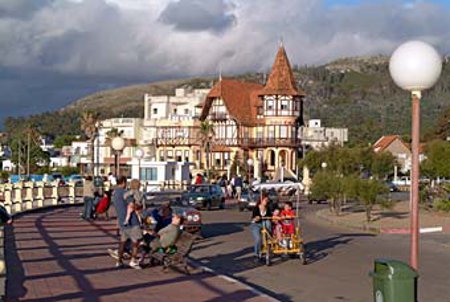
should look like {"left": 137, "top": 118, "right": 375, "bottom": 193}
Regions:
{"left": 190, "top": 186, "right": 209, "bottom": 194}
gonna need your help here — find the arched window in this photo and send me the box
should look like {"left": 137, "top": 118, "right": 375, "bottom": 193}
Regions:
{"left": 269, "top": 150, "right": 276, "bottom": 166}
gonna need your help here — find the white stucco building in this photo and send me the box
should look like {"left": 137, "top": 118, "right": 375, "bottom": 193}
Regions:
{"left": 300, "top": 119, "right": 348, "bottom": 150}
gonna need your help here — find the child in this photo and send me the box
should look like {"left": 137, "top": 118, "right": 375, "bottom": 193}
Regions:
{"left": 272, "top": 209, "right": 283, "bottom": 243}
{"left": 280, "top": 202, "right": 296, "bottom": 248}
{"left": 124, "top": 179, "right": 144, "bottom": 226}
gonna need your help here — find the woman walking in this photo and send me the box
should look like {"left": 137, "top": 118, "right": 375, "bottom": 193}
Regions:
{"left": 250, "top": 190, "right": 272, "bottom": 261}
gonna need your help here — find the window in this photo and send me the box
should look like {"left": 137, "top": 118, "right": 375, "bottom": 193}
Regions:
{"left": 280, "top": 100, "right": 289, "bottom": 111}
{"left": 196, "top": 150, "right": 201, "bottom": 161}
{"left": 141, "top": 167, "right": 158, "bottom": 181}
{"left": 280, "top": 126, "right": 288, "bottom": 138}
{"left": 153, "top": 108, "right": 158, "bottom": 115}
{"left": 173, "top": 108, "right": 177, "bottom": 114}
{"left": 176, "top": 150, "right": 182, "bottom": 162}
{"left": 215, "top": 153, "right": 221, "bottom": 167}
{"left": 267, "top": 100, "right": 274, "bottom": 110}
{"left": 184, "top": 109, "right": 189, "bottom": 115}
{"left": 159, "top": 150, "right": 165, "bottom": 161}
{"left": 184, "top": 150, "right": 189, "bottom": 162}
{"left": 167, "top": 150, "right": 173, "bottom": 159}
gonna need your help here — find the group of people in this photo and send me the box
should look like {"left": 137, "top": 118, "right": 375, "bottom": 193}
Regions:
{"left": 80, "top": 174, "right": 184, "bottom": 269}
{"left": 110, "top": 176, "right": 183, "bottom": 269}
{"left": 250, "top": 190, "right": 296, "bottom": 261}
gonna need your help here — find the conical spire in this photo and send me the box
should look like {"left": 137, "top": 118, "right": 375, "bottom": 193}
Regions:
{"left": 259, "top": 45, "right": 303, "bottom": 96}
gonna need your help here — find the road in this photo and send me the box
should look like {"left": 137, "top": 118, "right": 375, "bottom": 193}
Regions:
{"left": 191, "top": 203, "right": 450, "bottom": 302}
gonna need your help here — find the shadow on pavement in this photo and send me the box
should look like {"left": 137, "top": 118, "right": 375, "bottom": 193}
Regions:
{"left": 305, "top": 233, "right": 375, "bottom": 264}
{"left": 201, "top": 222, "right": 246, "bottom": 238}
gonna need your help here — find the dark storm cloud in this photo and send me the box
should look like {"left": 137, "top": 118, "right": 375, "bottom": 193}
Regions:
{"left": 159, "top": 0, "right": 236, "bottom": 32}
{"left": 1, "top": 0, "right": 450, "bottom": 124}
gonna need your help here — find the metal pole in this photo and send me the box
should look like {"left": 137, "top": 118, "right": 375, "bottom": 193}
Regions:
{"left": 138, "top": 158, "right": 141, "bottom": 181}
{"left": 27, "top": 131, "right": 30, "bottom": 177}
{"left": 410, "top": 92, "right": 421, "bottom": 270}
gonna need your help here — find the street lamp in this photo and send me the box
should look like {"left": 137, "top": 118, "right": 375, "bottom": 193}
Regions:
{"left": 247, "top": 158, "right": 254, "bottom": 184}
{"left": 111, "top": 136, "right": 125, "bottom": 178}
{"left": 389, "top": 40, "right": 442, "bottom": 270}
{"left": 135, "top": 148, "right": 145, "bottom": 181}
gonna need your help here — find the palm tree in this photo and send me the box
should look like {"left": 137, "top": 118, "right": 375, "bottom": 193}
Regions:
{"left": 80, "top": 111, "right": 100, "bottom": 175}
{"left": 199, "top": 121, "right": 215, "bottom": 180}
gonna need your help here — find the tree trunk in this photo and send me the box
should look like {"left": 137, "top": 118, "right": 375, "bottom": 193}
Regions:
{"left": 366, "top": 205, "right": 372, "bottom": 222}
{"left": 90, "top": 137, "right": 95, "bottom": 176}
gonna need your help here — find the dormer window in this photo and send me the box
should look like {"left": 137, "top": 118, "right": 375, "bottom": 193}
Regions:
{"left": 153, "top": 108, "right": 158, "bottom": 115}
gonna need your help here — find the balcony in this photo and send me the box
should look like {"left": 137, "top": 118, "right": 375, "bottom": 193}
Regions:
{"left": 243, "top": 138, "right": 300, "bottom": 148}
{"left": 209, "top": 112, "right": 228, "bottom": 120}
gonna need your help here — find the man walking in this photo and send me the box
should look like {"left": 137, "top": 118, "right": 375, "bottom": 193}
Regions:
{"left": 112, "top": 176, "right": 142, "bottom": 269}
{"left": 235, "top": 175, "right": 243, "bottom": 200}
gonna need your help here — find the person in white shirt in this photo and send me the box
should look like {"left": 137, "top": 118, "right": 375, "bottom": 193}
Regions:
{"left": 108, "top": 172, "right": 117, "bottom": 186}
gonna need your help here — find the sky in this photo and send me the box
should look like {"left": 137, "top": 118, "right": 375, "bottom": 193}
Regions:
{"left": 1, "top": 0, "right": 450, "bottom": 125}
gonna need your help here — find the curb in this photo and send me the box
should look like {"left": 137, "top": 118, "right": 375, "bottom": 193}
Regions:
{"left": 189, "top": 259, "right": 280, "bottom": 302}
{"left": 315, "top": 209, "right": 380, "bottom": 234}
{"left": 380, "top": 226, "right": 450, "bottom": 234}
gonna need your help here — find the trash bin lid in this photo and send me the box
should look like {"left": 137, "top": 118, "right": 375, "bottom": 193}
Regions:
{"left": 374, "top": 259, "right": 418, "bottom": 279}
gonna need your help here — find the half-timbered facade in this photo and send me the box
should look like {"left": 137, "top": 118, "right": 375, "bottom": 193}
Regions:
{"left": 199, "top": 45, "right": 305, "bottom": 176}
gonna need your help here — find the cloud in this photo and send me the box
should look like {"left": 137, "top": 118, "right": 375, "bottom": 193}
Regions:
{"left": 159, "top": 0, "right": 236, "bottom": 32}
{"left": 0, "top": 0, "right": 450, "bottom": 122}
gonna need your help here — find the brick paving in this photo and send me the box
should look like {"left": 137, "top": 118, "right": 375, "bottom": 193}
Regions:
{"left": 4, "top": 206, "right": 270, "bottom": 302}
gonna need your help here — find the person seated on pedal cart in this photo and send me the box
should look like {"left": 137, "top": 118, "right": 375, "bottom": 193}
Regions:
{"left": 280, "top": 202, "right": 296, "bottom": 248}
{"left": 272, "top": 208, "right": 283, "bottom": 243}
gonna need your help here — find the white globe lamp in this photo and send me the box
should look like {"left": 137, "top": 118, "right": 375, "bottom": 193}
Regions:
{"left": 135, "top": 148, "right": 145, "bottom": 159}
{"left": 111, "top": 136, "right": 125, "bottom": 151}
{"left": 111, "top": 136, "right": 125, "bottom": 177}
{"left": 389, "top": 40, "right": 442, "bottom": 271}
{"left": 389, "top": 41, "right": 442, "bottom": 92}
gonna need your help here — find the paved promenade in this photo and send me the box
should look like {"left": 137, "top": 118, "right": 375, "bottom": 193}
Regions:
{"left": 4, "top": 206, "right": 270, "bottom": 302}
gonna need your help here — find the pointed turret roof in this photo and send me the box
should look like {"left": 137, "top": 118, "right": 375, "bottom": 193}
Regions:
{"left": 259, "top": 46, "right": 305, "bottom": 96}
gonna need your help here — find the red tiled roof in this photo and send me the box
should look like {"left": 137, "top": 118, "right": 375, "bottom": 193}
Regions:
{"left": 373, "top": 135, "right": 411, "bottom": 153}
{"left": 259, "top": 46, "right": 305, "bottom": 96}
{"left": 200, "top": 79, "right": 264, "bottom": 126}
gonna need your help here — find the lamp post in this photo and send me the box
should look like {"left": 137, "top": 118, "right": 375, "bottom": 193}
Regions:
{"left": 247, "top": 158, "right": 254, "bottom": 185}
{"left": 135, "top": 148, "right": 145, "bottom": 181}
{"left": 389, "top": 40, "right": 442, "bottom": 270}
{"left": 111, "top": 136, "right": 125, "bottom": 178}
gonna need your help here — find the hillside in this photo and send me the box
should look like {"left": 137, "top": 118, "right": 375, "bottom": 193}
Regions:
{"left": 4, "top": 56, "right": 450, "bottom": 144}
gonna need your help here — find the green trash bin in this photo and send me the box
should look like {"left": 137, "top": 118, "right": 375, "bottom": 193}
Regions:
{"left": 369, "top": 259, "right": 418, "bottom": 302}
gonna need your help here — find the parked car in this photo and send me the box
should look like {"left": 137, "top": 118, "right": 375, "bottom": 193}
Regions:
{"left": 386, "top": 181, "right": 399, "bottom": 192}
{"left": 238, "top": 188, "right": 279, "bottom": 211}
{"left": 182, "top": 184, "right": 225, "bottom": 210}
{"left": 51, "top": 173, "right": 66, "bottom": 186}
{"left": 144, "top": 199, "right": 202, "bottom": 235}
{"left": 238, "top": 189, "right": 260, "bottom": 211}
{"left": 67, "top": 174, "right": 83, "bottom": 186}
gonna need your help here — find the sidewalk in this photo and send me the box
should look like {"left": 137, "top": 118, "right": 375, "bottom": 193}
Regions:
{"left": 316, "top": 201, "right": 450, "bottom": 234}
{"left": 4, "top": 207, "right": 272, "bottom": 302}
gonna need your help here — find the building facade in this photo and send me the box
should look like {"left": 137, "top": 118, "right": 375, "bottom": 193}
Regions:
{"left": 300, "top": 119, "right": 348, "bottom": 150}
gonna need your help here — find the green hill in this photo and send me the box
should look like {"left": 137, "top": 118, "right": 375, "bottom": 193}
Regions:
{"left": 4, "top": 56, "right": 450, "bottom": 144}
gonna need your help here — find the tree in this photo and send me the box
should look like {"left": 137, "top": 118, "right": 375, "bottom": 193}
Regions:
{"left": 80, "top": 111, "right": 100, "bottom": 175}
{"left": 53, "top": 135, "right": 78, "bottom": 149}
{"left": 311, "top": 171, "right": 344, "bottom": 214}
{"left": 421, "top": 139, "right": 450, "bottom": 179}
{"left": 9, "top": 127, "right": 50, "bottom": 175}
{"left": 371, "top": 151, "right": 396, "bottom": 180}
{"left": 199, "top": 121, "right": 215, "bottom": 179}
{"left": 357, "top": 179, "right": 389, "bottom": 222}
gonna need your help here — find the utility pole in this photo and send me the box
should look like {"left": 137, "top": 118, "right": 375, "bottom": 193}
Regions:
{"left": 27, "top": 130, "right": 31, "bottom": 177}
{"left": 18, "top": 140, "right": 21, "bottom": 177}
